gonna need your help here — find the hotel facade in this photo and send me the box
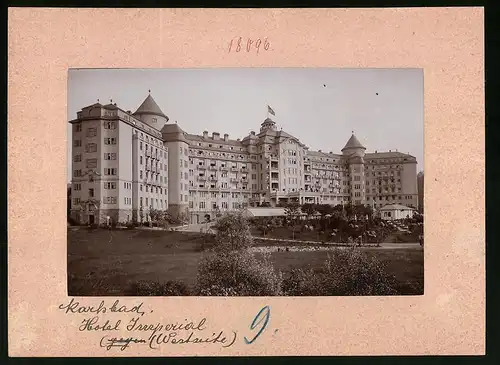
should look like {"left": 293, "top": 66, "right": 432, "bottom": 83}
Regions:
{"left": 69, "top": 93, "right": 418, "bottom": 225}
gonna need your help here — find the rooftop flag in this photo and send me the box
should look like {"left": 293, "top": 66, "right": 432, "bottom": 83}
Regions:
{"left": 267, "top": 105, "right": 275, "bottom": 116}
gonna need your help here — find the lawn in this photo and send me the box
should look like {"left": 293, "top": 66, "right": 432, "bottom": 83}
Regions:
{"left": 67, "top": 228, "right": 423, "bottom": 296}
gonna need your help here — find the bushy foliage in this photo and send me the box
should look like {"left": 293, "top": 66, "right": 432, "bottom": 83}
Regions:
{"left": 127, "top": 280, "right": 191, "bottom": 296}
{"left": 212, "top": 211, "right": 254, "bottom": 251}
{"left": 282, "top": 248, "right": 398, "bottom": 296}
{"left": 253, "top": 216, "right": 280, "bottom": 236}
{"left": 195, "top": 250, "right": 282, "bottom": 296}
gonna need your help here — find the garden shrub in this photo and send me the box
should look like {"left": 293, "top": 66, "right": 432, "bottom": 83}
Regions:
{"left": 195, "top": 250, "right": 282, "bottom": 296}
{"left": 282, "top": 248, "right": 398, "bottom": 296}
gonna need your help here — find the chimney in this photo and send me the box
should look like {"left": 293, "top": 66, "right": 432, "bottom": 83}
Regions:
{"left": 224, "top": 133, "right": 229, "bottom": 141}
{"left": 212, "top": 132, "right": 220, "bottom": 140}
{"left": 250, "top": 131, "right": 255, "bottom": 136}
{"left": 375, "top": 150, "right": 378, "bottom": 153}
{"left": 237, "top": 138, "right": 240, "bottom": 141}
{"left": 203, "top": 131, "right": 208, "bottom": 138}
{"left": 318, "top": 149, "right": 322, "bottom": 153}
{"left": 127, "top": 110, "right": 131, "bottom": 114}
{"left": 389, "top": 149, "right": 392, "bottom": 152}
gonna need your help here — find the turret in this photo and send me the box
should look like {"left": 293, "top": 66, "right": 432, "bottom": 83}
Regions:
{"left": 132, "top": 92, "right": 169, "bottom": 131}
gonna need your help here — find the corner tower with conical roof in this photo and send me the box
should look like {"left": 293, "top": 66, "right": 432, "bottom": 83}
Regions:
{"left": 341, "top": 132, "right": 366, "bottom": 158}
{"left": 342, "top": 133, "right": 367, "bottom": 206}
{"left": 133, "top": 92, "right": 169, "bottom": 131}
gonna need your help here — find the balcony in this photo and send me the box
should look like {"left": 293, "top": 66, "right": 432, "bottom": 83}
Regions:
{"left": 198, "top": 176, "right": 207, "bottom": 181}
{"left": 145, "top": 165, "right": 151, "bottom": 171}
{"left": 198, "top": 165, "right": 206, "bottom": 170}
{"left": 208, "top": 176, "right": 218, "bottom": 181}
{"left": 230, "top": 167, "right": 239, "bottom": 172}
{"left": 220, "top": 166, "right": 228, "bottom": 171}
{"left": 269, "top": 155, "right": 279, "bottom": 161}
{"left": 209, "top": 165, "right": 218, "bottom": 170}
{"left": 230, "top": 177, "right": 239, "bottom": 182}
{"left": 146, "top": 150, "right": 151, "bottom": 157}
{"left": 240, "top": 168, "right": 248, "bottom": 173}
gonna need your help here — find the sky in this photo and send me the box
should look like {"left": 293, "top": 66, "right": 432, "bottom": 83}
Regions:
{"left": 68, "top": 68, "right": 424, "bottom": 178}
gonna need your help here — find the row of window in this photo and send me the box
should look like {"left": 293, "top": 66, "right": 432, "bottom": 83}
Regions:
{"left": 139, "top": 197, "right": 168, "bottom": 208}
{"left": 190, "top": 201, "right": 242, "bottom": 209}
{"left": 75, "top": 121, "right": 117, "bottom": 132}
{"left": 139, "top": 142, "right": 167, "bottom": 157}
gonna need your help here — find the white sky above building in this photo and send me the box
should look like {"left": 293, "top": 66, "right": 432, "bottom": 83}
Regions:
{"left": 67, "top": 68, "right": 424, "bottom": 178}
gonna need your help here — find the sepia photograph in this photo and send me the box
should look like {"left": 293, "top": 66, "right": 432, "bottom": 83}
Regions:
{"left": 67, "top": 68, "right": 424, "bottom": 297}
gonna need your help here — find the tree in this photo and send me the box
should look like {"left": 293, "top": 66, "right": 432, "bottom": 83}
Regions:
{"left": 284, "top": 202, "right": 301, "bottom": 240}
{"left": 139, "top": 207, "right": 144, "bottom": 224}
{"left": 212, "top": 211, "right": 254, "bottom": 252}
{"left": 301, "top": 203, "right": 317, "bottom": 218}
{"left": 255, "top": 216, "right": 279, "bottom": 236}
{"left": 196, "top": 211, "right": 283, "bottom": 296}
{"left": 417, "top": 170, "right": 424, "bottom": 214}
{"left": 344, "top": 203, "right": 354, "bottom": 219}
{"left": 214, "top": 206, "right": 222, "bottom": 218}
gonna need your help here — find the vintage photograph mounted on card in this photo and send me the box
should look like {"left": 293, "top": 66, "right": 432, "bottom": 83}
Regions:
{"left": 67, "top": 68, "right": 424, "bottom": 297}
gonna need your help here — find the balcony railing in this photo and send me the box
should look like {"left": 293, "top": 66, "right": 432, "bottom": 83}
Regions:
{"left": 230, "top": 167, "right": 239, "bottom": 172}
{"left": 240, "top": 168, "right": 248, "bottom": 173}
{"left": 209, "top": 165, "right": 218, "bottom": 170}
{"left": 198, "top": 176, "right": 207, "bottom": 181}
{"left": 198, "top": 165, "right": 206, "bottom": 170}
{"left": 220, "top": 166, "right": 228, "bottom": 171}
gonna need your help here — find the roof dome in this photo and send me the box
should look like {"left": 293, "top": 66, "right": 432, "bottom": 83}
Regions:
{"left": 103, "top": 103, "right": 118, "bottom": 110}
{"left": 341, "top": 133, "right": 366, "bottom": 151}
{"left": 161, "top": 123, "right": 187, "bottom": 143}
{"left": 133, "top": 94, "right": 168, "bottom": 119}
{"left": 262, "top": 117, "right": 275, "bottom": 124}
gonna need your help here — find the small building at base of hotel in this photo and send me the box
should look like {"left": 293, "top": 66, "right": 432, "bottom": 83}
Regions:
{"left": 378, "top": 204, "right": 416, "bottom": 221}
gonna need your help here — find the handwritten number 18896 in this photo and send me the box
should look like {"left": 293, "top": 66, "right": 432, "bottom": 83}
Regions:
{"left": 244, "top": 306, "right": 271, "bottom": 344}
{"left": 228, "top": 37, "right": 270, "bottom": 54}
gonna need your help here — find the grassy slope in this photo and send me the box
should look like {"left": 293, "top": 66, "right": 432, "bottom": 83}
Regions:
{"left": 68, "top": 228, "right": 423, "bottom": 296}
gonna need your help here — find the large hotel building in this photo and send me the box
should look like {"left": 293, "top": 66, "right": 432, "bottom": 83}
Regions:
{"left": 69, "top": 93, "right": 418, "bottom": 225}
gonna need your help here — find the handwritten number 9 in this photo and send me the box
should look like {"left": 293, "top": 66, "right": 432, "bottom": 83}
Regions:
{"left": 244, "top": 306, "right": 270, "bottom": 344}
